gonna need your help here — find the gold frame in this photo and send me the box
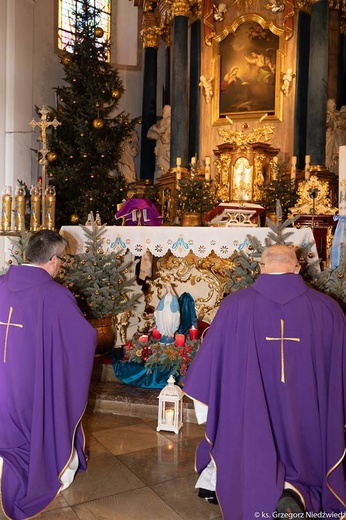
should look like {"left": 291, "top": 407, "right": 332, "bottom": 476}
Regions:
{"left": 212, "top": 14, "right": 285, "bottom": 125}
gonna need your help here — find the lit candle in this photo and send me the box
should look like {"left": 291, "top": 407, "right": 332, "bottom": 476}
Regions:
{"left": 339, "top": 146, "right": 346, "bottom": 216}
{"left": 191, "top": 156, "right": 196, "bottom": 166}
{"left": 175, "top": 333, "right": 185, "bottom": 347}
{"left": 165, "top": 409, "right": 174, "bottom": 425}
{"left": 151, "top": 327, "right": 161, "bottom": 340}
{"left": 305, "top": 154, "right": 310, "bottom": 181}
{"left": 205, "top": 156, "right": 211, "bottom": 181}
{"left": 189, "top": 326, "right": 198, "bottom": 340}
{"left": 291, "top": 156, "right": 296, "bottom": 181}
{"left": 176, "top": 157, "right": 181, "bottom": 166}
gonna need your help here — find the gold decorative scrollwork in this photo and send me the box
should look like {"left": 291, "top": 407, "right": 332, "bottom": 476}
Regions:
{"left": 141, "top": 251, "right": 237, "bottom": 326}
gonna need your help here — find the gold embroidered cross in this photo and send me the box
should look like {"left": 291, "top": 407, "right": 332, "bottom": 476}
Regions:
{"left": 266, "top": 319, "right": 300, "bottom": 383}
{"left": 1, "top": 307, "right": 24, "bottom": 363}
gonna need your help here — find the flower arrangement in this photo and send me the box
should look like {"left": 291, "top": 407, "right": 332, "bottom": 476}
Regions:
{"left": 123, "top": 330, "right": 201, "bottom": 377}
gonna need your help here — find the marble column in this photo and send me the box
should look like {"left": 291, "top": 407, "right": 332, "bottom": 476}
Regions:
{"left": 170, "top": 0, "right": 189, "bottom": 169}
{"left": 189, "top": 18, "right": 201, "bottom": 160}
{"left": 306, "top": 0, "right": 329, "bottom": 167}
{"left": 140, "top": 27, "right": 160, "bottom": 180}
{"left": 293, "top": 9, "right": 310, "bottom": 170}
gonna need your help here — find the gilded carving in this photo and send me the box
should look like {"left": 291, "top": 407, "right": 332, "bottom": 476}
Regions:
{"left": 140, "top": 26, "right": 161, "bottom": 47}
{"left": 214, "top": 152, "right": 232, "bottom": 201}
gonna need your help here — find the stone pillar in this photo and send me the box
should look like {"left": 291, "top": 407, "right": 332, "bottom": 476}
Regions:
{"left": 293, "top": 9, "right": 310, "bottom": 170}
{"left": 170, "top": 0, "right": 190, "bottom": 169}
{"left": 306, "top": 0, "right": 329, "bottom": 168}
{"left": 189, "top": 18, "right": 201, "bottom": 160}
{"left": 139, "top": 24, "right": 160, "bottom": 180}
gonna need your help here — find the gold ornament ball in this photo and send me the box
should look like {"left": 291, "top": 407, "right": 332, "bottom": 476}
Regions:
{"left": 47, "top": 151, "right": 57, "bottom": 162}
{"left": 111, "top": 89, "right": 121, "bottom": 99}
{"left": 337, "top": 272, "right": 344, "bottom": 279}
{"left": 94, "top": 27, "right": 104, "bottom": 38}
{"left": 95, "top": 290, "right": 100, "bottom": 295}
{"left": 70, "top": 213, "right": 79, "bottom": 224}
{"left": 93, "top": 118, "right": 104, "bottom": 129}
{"left": 61, "top": 54, "right": 72, "bottom": 66}
{"left": 87, "top": 275, "right": 92, "bottom": 281}
{"left": 81, "top": 260, "right": 86, "bottom": 265}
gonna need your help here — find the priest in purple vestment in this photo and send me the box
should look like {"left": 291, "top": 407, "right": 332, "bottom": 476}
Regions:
{"left": 183, "top": 245, "right": 346, "bottom": 519}
{"left": 0, "top": 230, "right": 97, "bottom": 520}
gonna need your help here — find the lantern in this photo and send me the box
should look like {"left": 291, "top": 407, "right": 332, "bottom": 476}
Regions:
{"left": 157, "top": 375, "right": 183, "bottom": 434}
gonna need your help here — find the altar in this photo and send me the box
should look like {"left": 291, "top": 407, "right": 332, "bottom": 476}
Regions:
{"left": 61, "top": 225, "right": 317, "bottom": 338}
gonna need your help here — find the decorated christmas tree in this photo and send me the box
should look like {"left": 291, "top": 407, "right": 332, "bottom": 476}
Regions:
{"left": 47, "top": 0, "right": 137, "bottom": 228}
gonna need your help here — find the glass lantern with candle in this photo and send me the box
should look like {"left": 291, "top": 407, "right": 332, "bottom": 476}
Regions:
{"left": 157, "top": 375, "right": 183, "bottom": 434}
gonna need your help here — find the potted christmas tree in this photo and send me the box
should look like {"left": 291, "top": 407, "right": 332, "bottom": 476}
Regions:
{"left": 175, "top": 160, "right": 218, "bottom": 226}
{"left": 62, "top": 217, "right": 140, "bottom": 354}
{"left": 258, "top": 160, "right": 298, "bottom": 222}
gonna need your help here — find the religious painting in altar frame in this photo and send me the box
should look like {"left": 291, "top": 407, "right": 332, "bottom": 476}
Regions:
{"left": 212, "top": 15, "right": 285, "bottom": 125}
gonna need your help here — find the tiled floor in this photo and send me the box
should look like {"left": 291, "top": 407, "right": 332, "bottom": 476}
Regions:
{"left": 1, "top": 373, "right": 222, "bottom": 520}
{"left": 38, "top": 413, "right": 222, "bottom": 520}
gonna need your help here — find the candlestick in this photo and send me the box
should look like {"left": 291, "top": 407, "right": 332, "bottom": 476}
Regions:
{"left": 189, "top": 326, "right": 198, "bottom": 340}
{"left": 165, "top": 409, "right": 174, "bottom": 425}
{"left": 14, "top": 185, "right": 26, "bottom": 232}
{"left": 30, "top": 184, "right": 41, "bottom": 232}
{"left": 1, "top": 186, "right": 12, "bottom": 232}
{"left": 175, "top": 333, "right": 185, "bottom": 347}
{"left": 305, "top": 155, "right": 310, "bottom": 181}
{"left": 45, "top": 185, "right": 56, "bottom": 230}
{"left": 291, "top": 156, "right": 296, "bottom": 181}
{"left": 339, "top": 146, "right": 346, "bottom": 216}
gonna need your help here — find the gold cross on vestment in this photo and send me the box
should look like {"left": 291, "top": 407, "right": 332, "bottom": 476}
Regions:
{"left": 266, "top": 319, "right": 300, "bottom": 383}
{"left": 1, "top": 307, "right": 24, "bottom": 363}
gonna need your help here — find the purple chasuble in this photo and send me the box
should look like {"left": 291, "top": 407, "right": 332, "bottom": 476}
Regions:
{"left": 0, "top": 265, "right": 97, "bottom": 520}
{"left": 183, "top": 273, "right": 346, "bottom": 519}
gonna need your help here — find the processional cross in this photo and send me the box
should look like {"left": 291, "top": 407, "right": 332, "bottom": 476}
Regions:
{"left": 1, "top": 307, "right": 24, "bottom": 363}
{"left": 29, "top": 106, "right": 61, "bottom": 228}
{"left": 266, "top": 319, "right": 300, "bottom": 383}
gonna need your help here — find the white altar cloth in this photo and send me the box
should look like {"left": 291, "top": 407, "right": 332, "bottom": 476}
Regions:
{"left": 61, "top": 225, "right": 317, "bottom": 259}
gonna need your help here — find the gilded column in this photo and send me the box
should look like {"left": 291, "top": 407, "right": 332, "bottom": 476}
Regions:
{"left": 306, "top": 0, "right": 329, "bottom": 168}
{"left": 170, "top": 0, "right": 190, "bottom": 169}
{"left": 140, "top": 16, "right": 161, "bottom": 180}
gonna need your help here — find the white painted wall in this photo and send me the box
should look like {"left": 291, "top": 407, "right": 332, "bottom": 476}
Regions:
{"left": 0, "top": 0, "right": 144, "bottom": 266}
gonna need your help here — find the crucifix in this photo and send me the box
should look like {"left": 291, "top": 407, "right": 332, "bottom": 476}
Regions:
{"left": 1, "top": 307, "right": 24, "bottom": 363}
{"left": 29, "top": 106, "right": 61, "bottom": 229}
{"left": 266, "top": 319, "right": 300, "bottom": 383}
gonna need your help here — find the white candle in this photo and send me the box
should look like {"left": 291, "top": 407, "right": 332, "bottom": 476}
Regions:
{"left": 205, "top": 156, "right": 210, "bottom": 165}
{"left": 191, "top": 157, "right": 196, "bottom": 165}
{"left": 291, "top": 156, "right": 297, "bottom": 166}
{"left": 176, "top": 157, "right": 181, "bottom": 166}
{"left": 165, "top": 409, "right": 174, "bottom": 425}
{"left": 339, "top": 146, "right": 346, "bottom": 216}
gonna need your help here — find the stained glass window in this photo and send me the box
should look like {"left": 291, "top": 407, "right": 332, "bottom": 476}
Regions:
{"left": 58, "top": 0, "right": 111, "bottom": 53}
